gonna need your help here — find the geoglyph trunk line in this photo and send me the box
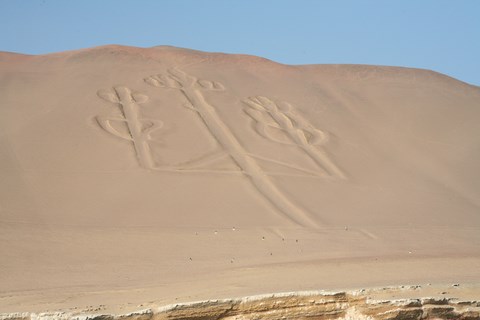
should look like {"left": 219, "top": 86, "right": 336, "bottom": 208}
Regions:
{"left": 184, "top": 88, "right": 318, "bottom": 228}
{"left": 145, "top": 69, "right": 319, "bottom": 228}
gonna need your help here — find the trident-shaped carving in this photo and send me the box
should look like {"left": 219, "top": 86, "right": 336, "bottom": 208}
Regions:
{"left": 95, "top": 69, "right": 346, "bottom": 228}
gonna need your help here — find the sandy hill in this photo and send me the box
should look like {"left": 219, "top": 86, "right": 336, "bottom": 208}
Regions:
{"left": 0, "top": 45, "right": 479, "bottom": 314}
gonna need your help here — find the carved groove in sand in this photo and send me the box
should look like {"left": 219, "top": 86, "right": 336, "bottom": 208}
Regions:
{"left": 144, "top": 69, "right": 323, "bottom": 227}
{"left": 96, "top": 87, "right": 162, "bottom": 169}
{"left": 96, "top": 69, "right": 345, "bottom": 227}
{"left": 243, "top": 96, "right": 346, "bottom": 179}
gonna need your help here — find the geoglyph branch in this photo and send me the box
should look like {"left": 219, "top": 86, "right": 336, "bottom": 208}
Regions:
{"left": 145, "top": 69, "right": 319, "bottom": 227}
{"left": 243, "top": 96, "right": 346, "bottom": 179}
{"left": 97, "top": 86, "right": 162, "bottom": 169}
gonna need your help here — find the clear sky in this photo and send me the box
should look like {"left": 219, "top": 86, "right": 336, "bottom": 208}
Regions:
{"left": 1, "top": 0, "right": 480, "bottom": 85}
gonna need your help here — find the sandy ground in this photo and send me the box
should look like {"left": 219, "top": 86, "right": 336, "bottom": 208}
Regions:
{"left": 0, "top": 45, "right": 479, "bottom": 314}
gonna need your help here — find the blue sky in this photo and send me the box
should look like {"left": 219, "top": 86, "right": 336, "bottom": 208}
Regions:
{"left": 1, "top": 0, "right": 479, "bottom": 85}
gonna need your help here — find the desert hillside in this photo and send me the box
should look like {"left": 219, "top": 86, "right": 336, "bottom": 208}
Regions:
{"left": 0, "top": 45, "right": 479, "bottom": 314}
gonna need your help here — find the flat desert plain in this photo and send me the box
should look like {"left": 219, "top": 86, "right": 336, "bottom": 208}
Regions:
{"left": 0, "top": 46, "right": 479, "bottom": 318}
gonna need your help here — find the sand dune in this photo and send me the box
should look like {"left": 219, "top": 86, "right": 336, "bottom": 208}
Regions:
{"left": 0, "top": 45, "right": 479, "bottom": 315}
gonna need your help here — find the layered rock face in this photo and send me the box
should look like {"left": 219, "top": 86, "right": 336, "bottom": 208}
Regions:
{"left": 156, "top": 292, "right": 479, "bottom": 320}
{"left": 2, "top": 287, "right": 479, "bottom": 320}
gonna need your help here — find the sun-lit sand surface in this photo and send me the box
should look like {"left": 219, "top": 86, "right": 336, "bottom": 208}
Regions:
{"left": 0, "top": 45, "right": 479, "bottom": 317}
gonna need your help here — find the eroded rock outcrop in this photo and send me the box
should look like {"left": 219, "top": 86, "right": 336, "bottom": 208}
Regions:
{"left": 1, "top": 288, "right": 479, "bottom": 320}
